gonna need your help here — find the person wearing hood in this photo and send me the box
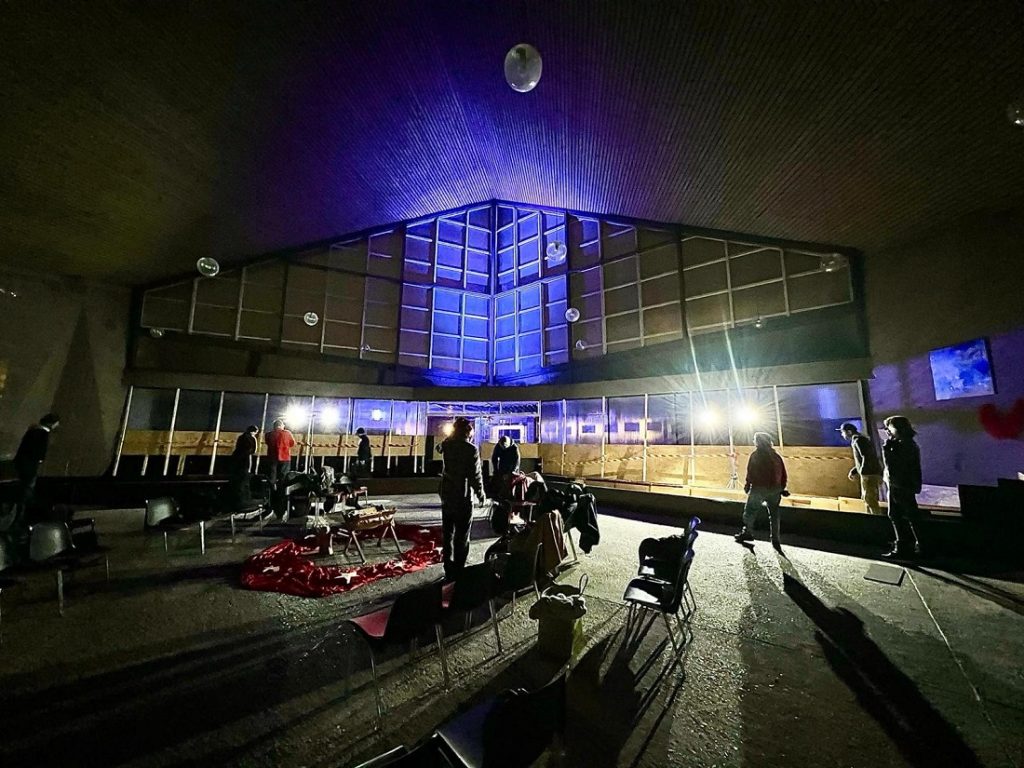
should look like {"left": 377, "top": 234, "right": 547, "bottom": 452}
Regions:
{"left": 735, "top": 432, "right": 789, "bottom": 549}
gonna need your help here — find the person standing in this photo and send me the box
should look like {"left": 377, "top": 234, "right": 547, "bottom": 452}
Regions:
{"left": 489, "top": 434, "right": 521, "bottom": 498}
{"left": 228, "top": 425, "right": 259, "bottom": 509}
{"left": 839, "top": 422, "right": 883, "bottom": 515}
{"left": 354, "top": 427, "right": 372, "bottom": 479}
{"left": 264, "top": 419, "right": 295, "bottom": 488}
{"left": 438, "top": 417, "right": 486, "bottom": 580}
{"left": 881, "top": 415, "right": 923, "bottom": 558}
{"left": 735, "top": 432, "right": 788, "bottom": 549}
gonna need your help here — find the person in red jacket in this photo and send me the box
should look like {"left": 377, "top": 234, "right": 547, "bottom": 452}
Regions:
{"left": 735, "top": 432, "right": 789, "bottom": 549}
{"left": 264, "top": 419, "right": 296, "bottom": 489}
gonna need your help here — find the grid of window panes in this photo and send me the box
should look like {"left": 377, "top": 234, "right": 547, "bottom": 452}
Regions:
{"left": 495, "top": 205, "right": 568, "bottom": 293}
{"left": 140, "top": 202, "right": 857, "bottom": 379}
{"left": 680, "top": 235, "right": 854, "bottom": 333}
{"left": 543, "top": 382, "right": 862, "bottom": 448}
{"left": 403, "top": 206, "right": 492, "bottom": 292}
{"left": 494, "top": 278, "right": 569, "bottom": 377}
{"left": 567, "top": 218, "right": 684, "bottom": 359}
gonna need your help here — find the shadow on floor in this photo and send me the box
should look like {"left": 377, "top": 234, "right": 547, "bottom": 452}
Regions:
{"left": 782, "top": 571, "right": 984, "bottom": 768}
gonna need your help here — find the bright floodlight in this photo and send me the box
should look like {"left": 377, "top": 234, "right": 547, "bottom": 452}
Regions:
{"left": 442, "top": 422, "right": 455, "bottom": 437}
{"left": 370, "top": 408, "right": 385, "bottom": 422}
{"left": 319, "top": 406, "right": 341, "bottom": 430}
{"left": 697, "top": 408, "right": 720, "bottom": 429}
{"left": 735, "top": 404, "right": 759, "bottom": 427}
{"left": 285, "top": 405, "right": 308, "bottom": 429}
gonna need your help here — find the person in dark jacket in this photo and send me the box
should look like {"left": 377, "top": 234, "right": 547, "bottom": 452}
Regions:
{"left": 489, "top": 435, "right": 521, "bottom": 498}
{"left": 352, "top": 427, "right": 373, "bottom": 481}
{"left": 228, "top": 425, "right": 259, "bottom": 509}
{"left": 881, "top": 415, "right": 923, "bottom": 558}
{"left": 438, "top": 417, "right": 486, "bottom": 580}
{"left": 839, "top": 422, "right": 883, "bottom": 515}
{"left": 735, "top": 432, "right": 788, "bottom": 549}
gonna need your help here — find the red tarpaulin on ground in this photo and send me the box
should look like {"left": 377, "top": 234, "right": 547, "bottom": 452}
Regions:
{"left": 240, "top": 523, "right": 444, "bottom": 598}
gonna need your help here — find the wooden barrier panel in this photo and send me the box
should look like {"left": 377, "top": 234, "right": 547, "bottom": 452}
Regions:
{"left": 603, "top": 444, "right": 645, "bottom": 482}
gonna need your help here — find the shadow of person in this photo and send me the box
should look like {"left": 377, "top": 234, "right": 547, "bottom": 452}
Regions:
{"left": 782, "top": 572, "right": 983, "bottom": 768}
{"left": 565, "top": 632, "right": 645, "bottom": 768}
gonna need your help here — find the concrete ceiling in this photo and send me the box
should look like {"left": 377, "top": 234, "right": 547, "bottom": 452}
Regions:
{"left": 1, "top": 1, "right": 1022, "bottom": 284}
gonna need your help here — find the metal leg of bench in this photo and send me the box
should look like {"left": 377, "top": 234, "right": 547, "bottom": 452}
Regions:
{"left": 230, "top": 515, "right": 236, "bottom": 543}
{"left": 163, "top": 531, "right": 169, "bottom": 553}
{"left": 199, "top": 521, "right": 206, "bottom": 555}
{"left": 352, "top": 533, "right": 366, "bottom": 564}
{"left": 56, "top": 569, "right": 65, "bottom": 617}
{"left": 389, "top": 523, "right": 403, "bottom": 554}
{"left": 105, "top": 555, "right": 110, "bottom": 581}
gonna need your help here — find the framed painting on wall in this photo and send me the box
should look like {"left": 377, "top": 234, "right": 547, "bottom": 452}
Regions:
{"left": 929, "top": 338, "right": 995, "bottom": 401}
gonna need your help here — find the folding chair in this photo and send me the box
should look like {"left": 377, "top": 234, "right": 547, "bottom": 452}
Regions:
{"left": 435, "top": 671, "right": 567, "bottom": 768}
{"left": 442, "top": 561, "right": 503, "bottom": 653}
{"left": 347, "top": 580, "right": 450, "bottom": 718}
{"left": 623, "top": 548, "right": 695, "bottom": 655}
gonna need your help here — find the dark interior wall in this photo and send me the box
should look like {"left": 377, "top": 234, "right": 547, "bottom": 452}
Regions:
{"left": 865, "top": 205, "right": 1024, "bottom": 486}
{"left": 0, "top": 271, "right": 130, "bottom": 475}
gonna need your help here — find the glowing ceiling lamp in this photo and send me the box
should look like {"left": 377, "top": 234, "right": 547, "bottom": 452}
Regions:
{"left": 565, "top": 307, "right": 581, "bottom": 323}
{"left": 370, "top": 408, "right": 385, "bottom": 422}
{"left": 303, "top": 311, "right": 320, "bottom": 327}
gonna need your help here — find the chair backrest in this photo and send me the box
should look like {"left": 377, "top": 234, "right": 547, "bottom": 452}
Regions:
{"left": 452, "top": 561, "right": 498, "bottom": 611}
{"left": 499, "top": 544, "right": 542, "bottom": 593}
{"left": 385, "top": 581, "right": 444, "bottom": 643}
{"left": 0, "top": 536, "right": 15, "bottom": 573}
{"left": 29, "top": 522, "right": 74, "bottom": 562}
{"left": 637, "top": 535, "right": 686, "bottom": 576}
{"left": 145, "top": 497, "right": 178, "bottom": 528}
{"left": 483, "top": 672, "right": 567, "bottom": 766}
{"left": 664, "top": 549, "right": 695, "bottom": 613}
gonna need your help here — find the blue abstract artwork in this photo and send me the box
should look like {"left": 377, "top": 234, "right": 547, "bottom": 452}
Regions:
{"left": 929, "top": 338, "right": 995, "bottom": 401}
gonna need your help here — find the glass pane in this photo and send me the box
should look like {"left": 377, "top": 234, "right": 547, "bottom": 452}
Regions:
{"left": 777, "top": 383, "right": 862, "bottom": 446}
{"left": 353, "top": 399, "right": 392, "bottom": 434}
{"left": 127, "top": 388, "right": 177, "bottom": 429}
{"left": 314, "top": 398, "right": 352, "bottom": 434}
{"left": 392, "top": 401, "right": 426, "bottom": 436}
{"left": 173, "top": 390, "right": 221, "bottom": 431}
{"left": 607, "top": 396, "right": 645, "bottom": 445}
{"left": 647, "top": 393, "right": 690, "bottom": 446}
{"left": 565, "top": 398, "right": 604, "bottom": 445}
{"left": 220, "top": 392, "right": 267, "bottom": 432}
{"left": 540, "top": 401, "right": 564, "bottom": 443}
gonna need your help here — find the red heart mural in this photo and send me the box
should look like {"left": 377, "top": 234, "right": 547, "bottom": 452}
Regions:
{"left": 978, "top": 399, "right": 1024, "bottom": 440}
